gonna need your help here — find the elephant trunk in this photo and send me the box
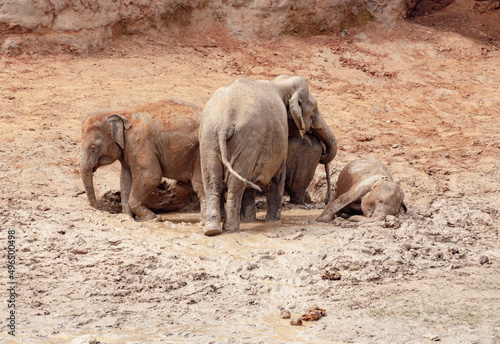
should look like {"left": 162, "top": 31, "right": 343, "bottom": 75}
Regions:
{"left": 312, "top": 113, "right": 337, "bottom": 165}
{"left": 81, "top": 153, "right": 98, "bottom": 208}
{"left": 82, "top": 169, "right": 97, "bottom": 208}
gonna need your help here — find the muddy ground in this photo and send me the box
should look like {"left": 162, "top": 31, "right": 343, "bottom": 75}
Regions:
{"left": 1, "top": 6, "right": 500, "bottom": 344}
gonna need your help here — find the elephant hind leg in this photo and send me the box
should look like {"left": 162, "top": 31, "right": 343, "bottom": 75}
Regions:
{"left": 240, "top": 188, "right": 257, "bottom": 223}
{"left": 266, "top": 161, "right": 286, "bottom": 222}
{"left": 201, "top": 150, "right": 224, "bottom": 236}
{"left": 223, "top": 174, "right": 246, "bottom": 232}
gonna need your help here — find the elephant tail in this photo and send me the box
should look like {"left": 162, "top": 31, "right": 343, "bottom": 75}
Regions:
{"left": 218, "top": 130, "right": 263, "bottom": 193}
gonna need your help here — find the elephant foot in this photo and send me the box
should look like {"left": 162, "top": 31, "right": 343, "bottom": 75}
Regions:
{"left": 223, "top": 221, "right": 240, "bottom": 233}
{"left": 316, "top": 214, "right": 332, "bottom": 223}
{"left": 204, "top": 222, "right": 222, "bottom": 236}
{"left": 134, "top": 213, "right": 162, "bottom": 222}
{"left": 240, "top": 212, "right": 256, "bottom": 223}
{"left": 154, "top": 214, "right": 165, "bottom": 222}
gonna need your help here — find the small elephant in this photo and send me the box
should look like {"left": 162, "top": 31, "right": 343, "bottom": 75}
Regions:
{"left": 239, "top": 134, "right": 334, "bottom": 223}
{"left": 200, "top": 75, "right": 334, "bottom": 236}
{"left": 81, "top": 99, "right": 205, "bottom": 221}
{"left": 285, "top": 134, "right": 333, "bottom": 205}
{"left": 317, "top": 157, "right": 406, "bottom": 222}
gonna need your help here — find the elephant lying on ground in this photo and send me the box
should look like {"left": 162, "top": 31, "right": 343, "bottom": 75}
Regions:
{"left": 200, "top": 75, "right": 335, "bottom": 236}
{"left": 81, "top": 99, "right": 204, "bottom": 221}
{"left": 317, "top": 157, "right": 406, "bottom": 222}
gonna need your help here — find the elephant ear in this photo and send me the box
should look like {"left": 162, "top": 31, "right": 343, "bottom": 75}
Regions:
{"left": 289, "top": 92, "right": 306, "bottom": 136}
{"left": 107, "top": 114, "right": 131, "bottom": 149}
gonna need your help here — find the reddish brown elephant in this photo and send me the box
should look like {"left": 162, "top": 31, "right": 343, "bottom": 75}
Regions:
{"left": 81, "top": 99, "right": 204, "bottom": 222}
{"left": 317, "top": 157, "right": 406, "bottom": 222}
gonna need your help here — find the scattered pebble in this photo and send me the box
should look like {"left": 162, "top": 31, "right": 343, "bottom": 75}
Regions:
{"left": 321, "top": 270, "right": 341, "bottom": 280}
{"left": 280, "top": 309, "right": 291, "bottom": 319}
{"left": 301, "top": 305, "right": 326, "bottom": 321}
{"left": 479, "top": 255, "right": 490, "bottom": 265}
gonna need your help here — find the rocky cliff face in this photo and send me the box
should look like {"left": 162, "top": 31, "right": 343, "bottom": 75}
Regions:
{"left": 0, "top": 0, "right": 414, "bottom": 55}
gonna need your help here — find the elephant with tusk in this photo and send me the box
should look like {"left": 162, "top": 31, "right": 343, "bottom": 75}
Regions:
{"left": 80, "top": 99, "right": 205, "bottom": 222}
{"left": 317, "top": 157, "right": 406, "bottom": 223}
{"left": 199, "top": 75, "right": 336, "bottom": 236}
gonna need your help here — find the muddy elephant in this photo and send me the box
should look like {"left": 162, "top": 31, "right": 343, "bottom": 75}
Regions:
{"left": 200, "top": 75, "right": 332, "bottom": 236}
{"left": 285, "top": 133, "right": 335, "bottom": 205}
{"left": 81, "top": 99, "right": 205, "bottom": 222}
{"left": 317, "top": 157, "right": 406, "bottom": 222}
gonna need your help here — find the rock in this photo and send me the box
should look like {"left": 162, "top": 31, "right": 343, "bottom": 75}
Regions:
{"left": 479, "top": 255, "right": 490, "bottom": 265}
{"left": 290, "top": 317, "right": 302, "bottom": 326}
{"left": 301, "top": 305, "right": 326, "bottom": 321}
{"left": 321, "top": 270, "right": 341, "bottom": 280}
{"left": 0, "top": 1, "right": 411, "bottom": 55}
{"left": 280, "top": 309, "right": 291, "bottom": 319}
{"left": 1, "top": 38, "right": 23, "bottom": 56}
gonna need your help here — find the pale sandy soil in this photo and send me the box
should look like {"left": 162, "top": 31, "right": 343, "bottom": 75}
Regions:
{"left": 1, "top": 10, "right": 499, "bottom": 344}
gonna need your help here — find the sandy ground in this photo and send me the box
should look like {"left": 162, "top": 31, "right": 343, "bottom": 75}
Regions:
{"left": 1, "top": 10, "right": 500, "bottom": 344}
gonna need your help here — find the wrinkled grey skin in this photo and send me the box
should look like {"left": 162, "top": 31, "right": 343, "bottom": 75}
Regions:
{"left": 240, "top": 97, "right": 337, "bottom": 222}
{"left": 200, "top": 75, "right": 332, "bottom": 236}
{"left": 81, "top": 100, "right": 204, "bottom": 222}
{"left": 317, "top": 157, "right": 405, "bottom": 222}
{"left": 285, "top": 134, "right": 334, "bottom": 205}
{"left": 240, "top": 133, "right": 335, "bottom": 223}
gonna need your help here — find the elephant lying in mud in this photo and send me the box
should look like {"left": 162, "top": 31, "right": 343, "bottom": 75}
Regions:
{"left": 317, "top": 157, "right": 406, "bottom": 222}
{"left": 200, "top": 75, "right": 335, "bottom": 236}
{"left": 81, "top": 99, "right": 204, "bottom": 222}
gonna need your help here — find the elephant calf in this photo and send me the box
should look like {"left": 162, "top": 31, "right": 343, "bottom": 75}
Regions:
{"left": 317, "top": 157, "right": 406, "bottom": 222}
{"left": 240, "top": 133, "right": 334, "bottom": 223}
{"left": 81, "top": 99, "right": 204, "bottom": 221}
{"left": 285, "top": 134, "right": 332, "bottom": 205}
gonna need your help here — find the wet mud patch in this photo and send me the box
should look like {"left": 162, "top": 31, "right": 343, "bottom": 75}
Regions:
{"left": 97, "top": 180, "right": 199, "bottom": 215}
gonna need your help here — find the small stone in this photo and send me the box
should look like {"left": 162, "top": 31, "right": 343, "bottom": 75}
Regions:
{"left": 301, "top": 305, "right": 326, "bottom": 321}
{"left": 385, "top": 215, "right": 396, "bottom": 222}
{"left": 321, "top": 270, "right": 341, "bottom": 280}
{"left": 280, "top": 309, "right": 291, "bottom": 319}
{"left": 427, "top": 334, "right": 440, "bottom": 341}
{"left": 479, "top": 255, "right": 490, "bottom": 265}
{"left": 290, "top": 317, "right": 302, "bottom": 326}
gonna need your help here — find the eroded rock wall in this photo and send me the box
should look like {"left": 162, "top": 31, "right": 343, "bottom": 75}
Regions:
{"left": 0, "top": 0, "right": 413, "bottom": 55}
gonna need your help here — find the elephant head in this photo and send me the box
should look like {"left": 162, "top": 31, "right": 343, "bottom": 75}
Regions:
{"left": 80, "top": 113, "right": 131, "bottom": 208}
{"left": 361, "top": 179, "right": 405, "bottom": 219}
{"left": 273, "top": 75, "right": 337, "bottom": 165}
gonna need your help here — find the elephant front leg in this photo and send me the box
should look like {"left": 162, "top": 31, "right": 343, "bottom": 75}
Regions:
{"left": 120, "top": 165, "right": 134, "bottom": 218}
{"left": 240, "top": 188, "right": 257, "bottom": 223}
{"left": 191, "top": 179, "right": 206, "bottom": 226}
{"left": 128, "top": 168, "right": 163, "bottom": 222}
{"left": 266, "top": 162, "right": 286, "bottom": 222}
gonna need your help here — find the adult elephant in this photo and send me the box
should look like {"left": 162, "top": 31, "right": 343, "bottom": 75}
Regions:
{"left": 199, "top": 75, "right": 334, "bottom": 236}
{"left": 81, "top": 99, "right": 204, "bottom": 222}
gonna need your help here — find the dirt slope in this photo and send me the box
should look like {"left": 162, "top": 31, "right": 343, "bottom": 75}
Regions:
{"left": 1, "top": 7, "right": 500, "bottom": 344}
